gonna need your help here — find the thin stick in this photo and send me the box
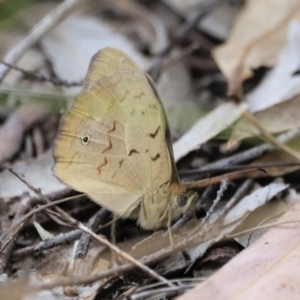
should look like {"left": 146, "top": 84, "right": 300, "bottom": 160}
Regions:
{"left": 77, "top": 223, "right": 171, "bottom": 285}
{"left": 13, "top": 230, "right": 82, "bottom": 258}
{"left": 149, "top": 0, "right": 224, "bottom": 80}
{"left": 32, "top": 216, "right": 300, "bottom": 292}
{"left": 75, "top": 208, "right": 110, "bottom": 258}
{"left": 0, "top": 218, "right": 30, "bottom": 273}
{"left": 189, "top": 180, "right": 228, "bottom": 236}
{"left": 227, "top": 219, "right": 300, "bottom": 238}
{"left": 193, "top": 128, "right": 300, "bottom": 172}
{"left": 179, "top": 162, "right": 300, "bottom": 177}
{"left": 9, "top": 169, "right": 172, "bottom": 285}
{"left": 223, "top": 179, "right": 255, "bottom": 213}
{"left": 0, "top": 192, "right": 82, "bottom": 241}
{"left": 0, "top": 60, "right": 82, "bottom": 87}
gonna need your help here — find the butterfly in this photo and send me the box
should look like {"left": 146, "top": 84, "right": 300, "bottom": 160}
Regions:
{"left": 54, "top": 47, "right": 212, "bottom": 230}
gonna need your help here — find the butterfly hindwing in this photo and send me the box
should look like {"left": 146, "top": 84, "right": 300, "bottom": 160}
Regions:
{"left": 54, "top": 48, "right": 174, "bottom": 215}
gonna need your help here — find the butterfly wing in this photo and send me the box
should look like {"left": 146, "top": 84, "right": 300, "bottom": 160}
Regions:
{"left": 54, "top": 48, "right": 174, "bottom": 215}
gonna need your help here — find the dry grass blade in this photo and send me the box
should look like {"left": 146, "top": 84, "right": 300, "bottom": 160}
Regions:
{"left": 240, "top": 109, "right": 300, "bottom": 161}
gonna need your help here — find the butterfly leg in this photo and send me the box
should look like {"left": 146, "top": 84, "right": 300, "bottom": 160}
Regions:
{"left": 167, "top": 205, "right": 174, "bottom": 248}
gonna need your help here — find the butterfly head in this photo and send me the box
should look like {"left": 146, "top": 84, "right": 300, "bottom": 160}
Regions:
{"left": 136, "top": 183, "right": 198, "bottom": 230}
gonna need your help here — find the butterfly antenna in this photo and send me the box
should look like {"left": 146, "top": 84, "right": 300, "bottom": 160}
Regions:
{"left": 184, "top": 168, "right": 267, "bottom": 189}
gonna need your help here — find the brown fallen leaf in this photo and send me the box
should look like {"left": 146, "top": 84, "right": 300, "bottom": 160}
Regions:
{"left": 178, "top": 201, "right": 300, "bottom": 300}
{"left": 229, "top": 94, "right": 300, "bottom": 145}
{"left": 228, "top": 20, "right": 300, "bottom": 146}
{"left": 213, "top": 0, "right": 300, "bottom": 96}
{"left": 234, "top": 188, "right": 300, "bottom": 247}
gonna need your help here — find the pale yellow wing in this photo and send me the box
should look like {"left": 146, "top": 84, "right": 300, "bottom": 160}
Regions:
{"left": 54, "top": 48, "right": 173, "bottom": 215}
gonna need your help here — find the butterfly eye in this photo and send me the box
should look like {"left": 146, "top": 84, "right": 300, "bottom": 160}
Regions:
{"left": 81, "top": 134, "right": 91, "bottom": 145}
{"left": 176, "top": 193, "right": 188, "bottom": 207}
{"left": 129, "top": 109, "right": 135, "bottom": 117}
{"left": 140, "top": 109, "right": 147, "bottom": 118}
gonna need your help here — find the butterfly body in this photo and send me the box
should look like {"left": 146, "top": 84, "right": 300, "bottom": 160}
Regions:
{"left": 132, "top": 182, "right": 196, "bottom": 229}
{"left": 54, "top": 48, "right": 197, "bottom": 230}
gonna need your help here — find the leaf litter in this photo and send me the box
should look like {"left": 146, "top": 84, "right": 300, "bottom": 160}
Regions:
{"left": 0, "top": 0, "right": 300, "bottom": 299}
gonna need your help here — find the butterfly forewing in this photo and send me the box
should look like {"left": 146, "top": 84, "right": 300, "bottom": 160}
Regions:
{"left": 54, "top": 48, "right": 174, "bottom": 216}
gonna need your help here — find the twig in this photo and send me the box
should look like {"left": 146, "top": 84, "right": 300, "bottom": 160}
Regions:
{"left": 77, "top": 223, "right": 171, "bottom": 285}
{"left": 13, "top": 208, "right": 110, "bottom": 258}
{"left": 0, "top": 193, "right": 82, "bottom": 241}
{"left": 179, "top": 162, "right": 300, "bottom": 177}
{"left": 31, "top": 213, "right": 244, "bottom": 291}
{"left": 149, "top": 42, "right": 201, "bottom": 81}
{"left": 0, "top": 219, "right": 29, "bottom": 274}
{"left": 189, "top": 180, "right": 228, "bottom": 236}
{"left": 8, "top": 169, "right": 172, "bottom": 285}
{"left": 28, "top": 191, "right": 298, "bottom": 292}
{"left": 0, "top": 197, "right": 39, "bottom": 273}
{"left": 13, "top": 230, "right": 82, "bottom": 258}
{"left": 131, "top": 285, "right": 193, "bottom": 300}
{"left": 227, "top": 219, "right": 300, "bottom": 238}
{"left": 130, "top": 278, "right": 203, "bottom": 299}
{"left": 149, "top": 0, "right": 224, "bottom": 80}
{"left": 0, "top": 60, "right": 82, "bottom": 87}
{"left": 196, "top": 128, "right": 300, "bottom": 172}
{"left": 162, "top": 0, "right": 224, "bottom": 55}
{"left": 76, "top": 208, "right": 111, "bottom": 258}
{"left": 0, "top": 0, "right": 83, "bottom": 82}
{"left": 223, "top": 178, "right": 255, "bottom": 213}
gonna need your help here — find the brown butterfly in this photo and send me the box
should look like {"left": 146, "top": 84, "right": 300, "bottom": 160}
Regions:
{"left": 54, "top": 47, "right": 251, "bottom": 230}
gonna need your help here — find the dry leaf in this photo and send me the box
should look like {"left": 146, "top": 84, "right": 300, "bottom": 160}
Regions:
{"left": 0, "top": 152, "right": 66, "bottom": 200}
{"left": 187, "top": 182, "right": 289, "bottom": 261}
{"left": 234, "top": 188, "right": 300, "bottom": 247}
{"left": 40, "top": 13, "right": 150, "bottom": 85}
{"left": 228, "top": 21, "right": 300, "bottom": 147}
{"left": 213, "top": 0, "right": 300, "bottom": 94}
{"left": 173, "top": 102, "right": 247, "bottom": 162}
{"left": 178, "top": 201, "right": 300, "bottom": 300}
{"left": 229, "top": 95, "right": 300, "bottom": 144}
{"left": 247, "top": 21, "right": 300, "bottom": 113}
